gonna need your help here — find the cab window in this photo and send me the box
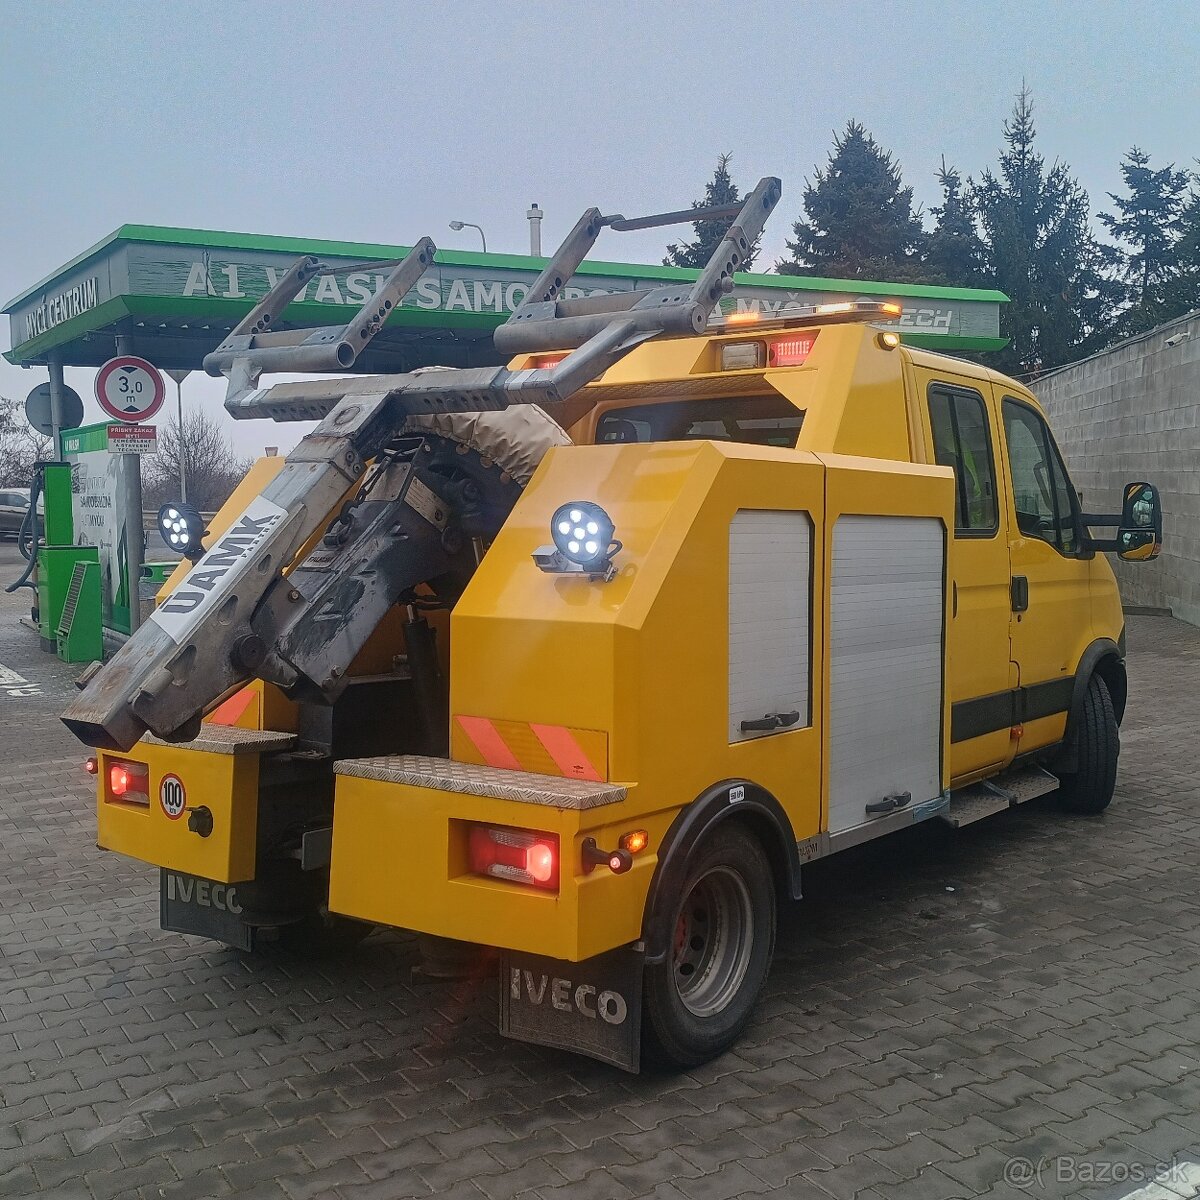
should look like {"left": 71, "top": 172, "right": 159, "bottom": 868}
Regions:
{"left": 1001, "top": 398, "right": 1080, "bottom": 554}
{"left": 596, "top": 395, "right": 804, "bottom": 447}
{"left": 926, "top": 385, "right": 998, "bottom": 535}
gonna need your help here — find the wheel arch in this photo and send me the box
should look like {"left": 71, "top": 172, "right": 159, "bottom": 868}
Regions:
{"left": 641, "top": 778, "right": 801, "bottom": 965}
{"left": 1072, "top": 637, "right": 1127, "bottom": 728}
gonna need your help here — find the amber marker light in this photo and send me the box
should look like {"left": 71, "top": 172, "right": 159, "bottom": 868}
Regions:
{"left": 725, "top": 310, "right": 761, "bottom": 325}
{"left": 620, "top": 829, "right": 649, "bottom": 854}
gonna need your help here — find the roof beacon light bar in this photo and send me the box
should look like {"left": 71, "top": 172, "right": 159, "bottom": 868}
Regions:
{"left": 715, "top": 301, "right": 903, "bottom": 334}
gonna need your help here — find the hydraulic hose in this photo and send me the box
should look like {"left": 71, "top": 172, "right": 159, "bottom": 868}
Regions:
{"left": 5, "top": 469, "right": 44, "bottom": 593}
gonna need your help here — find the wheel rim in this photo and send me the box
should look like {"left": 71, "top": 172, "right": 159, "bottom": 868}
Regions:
{"left": 672, "top": 865, "right": 755, "bottom": 1018}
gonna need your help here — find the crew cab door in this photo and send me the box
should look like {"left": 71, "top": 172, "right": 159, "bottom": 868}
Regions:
{"left": 910, "top": 365, "right": 1016, "bottom": 782}
{"left": 995, "top": 393, "right": 1092, "bottom": 754}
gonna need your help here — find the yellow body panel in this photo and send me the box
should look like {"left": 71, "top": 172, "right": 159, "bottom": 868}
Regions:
{"left": 97, "top": 743, "right": 259, "bottom": 883}
{"left": 330, "top": 441, "right": 954, "bottom": 958}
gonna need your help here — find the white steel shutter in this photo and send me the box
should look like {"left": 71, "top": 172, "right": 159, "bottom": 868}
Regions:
{"left": 728, "top": 510, "right": 812, "bottom": 742}
{"left": 828, "top": 515, "right": 944, "bottom": 834}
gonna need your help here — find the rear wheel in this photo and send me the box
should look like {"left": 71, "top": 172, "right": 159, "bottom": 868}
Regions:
{"left": 642, "top": 826, "right": 775, "bottom": 1069}
{"left": 1058, "top": 673, "right": 1119, "bottom": 814}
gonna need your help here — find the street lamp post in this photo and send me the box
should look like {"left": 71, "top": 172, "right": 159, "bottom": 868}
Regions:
{"left": 448, "top": 220, "right": 487, "bottom": 253}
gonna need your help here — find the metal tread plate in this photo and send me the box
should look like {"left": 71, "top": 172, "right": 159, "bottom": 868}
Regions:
{"left": 944, "top": 765, "right": 1060, "bottom": 829}
{"left": 944, "top": 789, "right": 1012, "bottom": 828}
{"left": 333, "top": 754, "right": 627, "bottom": 810}
{"left": 1003, "top": 765, "right": 1060, "bottom": 803}
{"left": 142, "top": 727, "right": 297, "bottom": 755}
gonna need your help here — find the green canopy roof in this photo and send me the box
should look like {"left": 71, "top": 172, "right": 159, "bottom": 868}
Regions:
{"left": 5, "top": 224, "right": 1008, "bottom": 373}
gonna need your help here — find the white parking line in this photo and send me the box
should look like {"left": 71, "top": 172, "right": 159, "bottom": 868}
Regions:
{"left": 1118, "top": 1161, "right": 1200, "bottom": 1200}
{"left": 0, "top": 661, "right": 42, "bottom": 697}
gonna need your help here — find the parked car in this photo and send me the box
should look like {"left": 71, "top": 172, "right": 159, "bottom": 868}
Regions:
{"left": 0, "top": 489, "right": 38, "bottom": 538}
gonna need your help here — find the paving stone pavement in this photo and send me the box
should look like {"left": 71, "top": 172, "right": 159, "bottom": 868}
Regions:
{"left": 3, "top": 546, "right": 1200, "bottom": 1199}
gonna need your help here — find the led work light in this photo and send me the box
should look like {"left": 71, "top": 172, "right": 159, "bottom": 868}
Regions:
{"left": 534, "top": 500, "right": 621, "bottom": 581}
{"left": 158, "top": 502, "right": 207, "bottom": 562}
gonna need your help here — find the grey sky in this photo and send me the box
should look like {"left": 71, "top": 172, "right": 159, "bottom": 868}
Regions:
{"left": 3, "top": 0, "right": 1198, "bottom": 455}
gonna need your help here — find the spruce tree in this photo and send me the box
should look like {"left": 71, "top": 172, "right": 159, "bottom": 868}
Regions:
{"left": 973, "top": 87, "right": 1104, "bottom": 374}
{"left": 1164, "top": 178, "right": 1200, "bottom": 317}
{"left": 778, "top": 120, "right": 927, "bottom": 281}
{"left": 664, "top": 154, "right": 760, "bottom": 271}
{"left": 1098, "top": 148, "right": 1192, "bottom": 336}
{"left": 924, "top": 159, "right": 986, "bottom": 287}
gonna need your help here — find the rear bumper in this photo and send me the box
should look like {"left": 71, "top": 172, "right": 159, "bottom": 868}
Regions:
{"left": 95, "top": 728, "right": 292, "bottom": 883}
{"left": 328, "top": 756, "right": 659, "bottom": 962}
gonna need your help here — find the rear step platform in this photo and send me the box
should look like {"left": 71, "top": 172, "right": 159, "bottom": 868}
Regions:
{"left": 942, "top": 765, "right": 1059, "bottom": 829}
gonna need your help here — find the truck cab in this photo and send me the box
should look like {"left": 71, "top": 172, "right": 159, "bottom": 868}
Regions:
{"left": 66, "top": 180, "right": 1162, "bottom": 1072}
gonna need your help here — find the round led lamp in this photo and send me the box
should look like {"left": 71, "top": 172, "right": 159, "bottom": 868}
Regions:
{"left": 157, "top": 501, "right": 207, "bottom": 558}
{"left": 551, "top": 501, "right": 616, "bottom": 570}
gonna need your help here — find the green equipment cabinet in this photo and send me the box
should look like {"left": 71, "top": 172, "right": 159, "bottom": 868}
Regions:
{"left": 40, "top": 461, "right": 74, "bottom": 548}
{"left": 37, "top": 546, "right": 103, "bottom": 663}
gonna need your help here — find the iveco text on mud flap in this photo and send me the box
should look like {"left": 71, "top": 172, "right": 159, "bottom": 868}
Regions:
{"left": 499, "top": 946, "right": 644, "bottom": 1072}
{"left": 160, "top": 870, "right": 252, "bottom": 951}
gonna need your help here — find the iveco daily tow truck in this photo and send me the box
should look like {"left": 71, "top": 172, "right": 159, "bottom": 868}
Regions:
{"left": 64, "top": 178, "right": 1162, "bottom": 1070}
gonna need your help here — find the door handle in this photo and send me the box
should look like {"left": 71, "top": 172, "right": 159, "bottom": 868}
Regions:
{"left": 740, "top": 710, "right": 801, "bottom": 733}
{"left": 1010, "top": 575, "right": 1029, "bottom": 613}
{"left": 866, "top": 791, "right": 911, "bottom": 817}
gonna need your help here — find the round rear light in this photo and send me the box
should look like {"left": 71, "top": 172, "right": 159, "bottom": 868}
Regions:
{"left": 526, "top": 843, "right": 555, "bottom": 884}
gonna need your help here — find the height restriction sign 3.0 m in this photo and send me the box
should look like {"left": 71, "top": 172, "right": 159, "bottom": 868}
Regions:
{"left": 95, "top": 355, "right": 165, "bottom": 423}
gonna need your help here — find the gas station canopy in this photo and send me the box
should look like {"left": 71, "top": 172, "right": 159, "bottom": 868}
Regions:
{"left": 5, "top": 224, "right": 1008, "bottom": 374}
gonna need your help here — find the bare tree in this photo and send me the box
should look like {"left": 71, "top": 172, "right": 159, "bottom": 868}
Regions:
{"left": 142, "top": 409, "right": 252, "bottom": 512}
{"left": 0, "top": 396, "right": 51, "bottom": 487}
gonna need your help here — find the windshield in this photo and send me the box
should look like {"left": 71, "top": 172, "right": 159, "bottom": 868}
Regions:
{"left": 595, "top": 395, "right": 804, "bottom": 448}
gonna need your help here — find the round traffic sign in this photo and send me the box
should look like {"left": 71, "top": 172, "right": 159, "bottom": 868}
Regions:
{"left": 25, "top": 382, "right": 84, "bottom": 437}
{"left": 95, "top": 355, "right": 165, "bottom": 423}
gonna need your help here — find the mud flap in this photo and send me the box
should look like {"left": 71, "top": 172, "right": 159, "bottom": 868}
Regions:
{"left": 499, "top": 945, "right": 644, "bottom": 1072}
{"left": 160, "top": 870, "right": 253, "bottom": 951}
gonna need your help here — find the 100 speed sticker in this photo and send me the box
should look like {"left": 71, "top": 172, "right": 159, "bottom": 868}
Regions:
{"left": 159, "top": 773, "right": 186, "bottom": 820}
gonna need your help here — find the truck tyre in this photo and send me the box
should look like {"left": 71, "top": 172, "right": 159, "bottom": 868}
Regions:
{"left": 1057, "top": 673, "right": 1119, "bottom": 815}
{"left": 642, "top": 826, "right": 776, "bottom": 1069}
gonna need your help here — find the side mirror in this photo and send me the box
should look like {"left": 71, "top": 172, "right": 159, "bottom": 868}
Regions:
{"left": 1117, "top": 482, "right": 1162, "bottom": 562}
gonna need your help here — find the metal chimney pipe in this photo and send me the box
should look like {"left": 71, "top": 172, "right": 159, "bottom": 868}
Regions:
{"left": 527, "top": 203, "right": 543, "bottom": 257}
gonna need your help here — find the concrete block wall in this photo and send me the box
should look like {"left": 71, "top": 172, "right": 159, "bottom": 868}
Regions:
{"left": 1033, "top": 312, "right": 1200, "bottom": 626}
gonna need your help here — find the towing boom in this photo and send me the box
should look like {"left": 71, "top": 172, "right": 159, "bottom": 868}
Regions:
{"left": 63, "top": 180, "right": 782, "bottom": 752}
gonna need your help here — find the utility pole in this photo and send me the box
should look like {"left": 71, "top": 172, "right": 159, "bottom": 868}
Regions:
{"left": 166, "top": 369, "right": 190, "bottom": 503}
{"left": 114, "top": 333, "right": 144, "bottom": 632}
{"left": 527, "top": 203, "right": 543, "bottom": 257}
{"left": 47, "top": 354, "right": 66, "bottom": 461}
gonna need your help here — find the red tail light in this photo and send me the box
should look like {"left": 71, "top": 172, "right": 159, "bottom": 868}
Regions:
{"left": 768, "top": 333, "right": 817, "bottom": 366}
{"left": 106, "top": 759, "right": 149, "bottom": 806}
{"left": 469, "top": 824, "right": 559, "bottom": 891}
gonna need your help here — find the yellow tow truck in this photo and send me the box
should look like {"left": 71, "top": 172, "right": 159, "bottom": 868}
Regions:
{"left": 64, "top": 178, "right": 1162, "bottom": 1070}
